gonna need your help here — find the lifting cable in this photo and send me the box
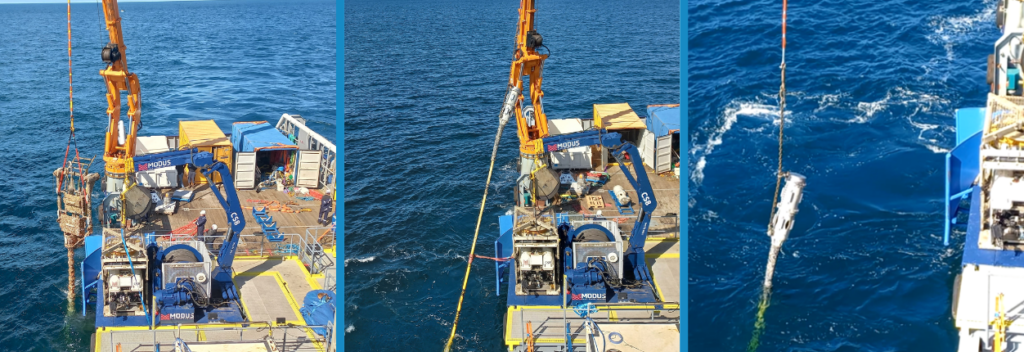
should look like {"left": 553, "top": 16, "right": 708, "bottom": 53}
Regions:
{"left": 61, "top": 0, "right": 85, "bottom": 309}
{"left": 749, "top": 0, "right": 792, "bottom": 350}
{"left": 442, "top": 109, "right": 510, "bottom": 352}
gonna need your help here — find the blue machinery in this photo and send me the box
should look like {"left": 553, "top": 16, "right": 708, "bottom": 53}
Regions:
{"left": 544, "top": 130, "right": 658, "bottom": 286}
{"left": 82, "top": 149, "right": 248, "bottom": 327}
{"left": 495, "top": 130, "right": 660, "bottom": 305}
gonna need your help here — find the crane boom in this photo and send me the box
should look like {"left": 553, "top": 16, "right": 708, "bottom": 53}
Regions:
{"left": 132, "top": 149, "right": 245, "bottom": 272}
{"left": 506, "top": 0, "right": 550, "bottom": 155}
{"left": 100, "top": 0, "right": 143, "bottom": 181}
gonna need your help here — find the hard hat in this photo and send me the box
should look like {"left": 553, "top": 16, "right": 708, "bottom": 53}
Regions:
{"left": 200, "top": 210, "right": 206, "bottom": 216}
{"left": 325, "top": 189, "right": 332, "bottom": 194}
{"left": 211, "top": 224, "right": 218, "bottom": 231}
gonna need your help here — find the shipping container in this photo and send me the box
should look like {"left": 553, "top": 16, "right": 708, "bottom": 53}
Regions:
{"left": 275, "top": 114, "right": 333, "bottom": 189}
{"left": 642, "top": 104, "right": 680, "bottom": 174}
{"left": 179, "top": 120, "right": 233, "bottom": 184}
{"left": 230, "top": 121, "right": 299, "bottom": 190}
{"left": 593, "top": 103, "right": 645, "bottom": 165}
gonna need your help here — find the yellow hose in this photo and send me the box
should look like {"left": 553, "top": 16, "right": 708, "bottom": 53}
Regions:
{"left": 443, "top": 121, "right": 507, "bottom": 352}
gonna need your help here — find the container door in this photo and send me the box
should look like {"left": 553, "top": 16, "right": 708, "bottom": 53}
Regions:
{"left": 655, "top": 134, "right": 673, "bottom": 174}
{"left": 212, "top": 146, "right": 232, "bottom": 184}
{"left": 235, "top": 152, "right": 257, "bottom": 190}
{"left": 295, "top": 150, "right": 322, "bottom": 188}
{"left": 640, "top": 130, "right": 655, "bottom": 169}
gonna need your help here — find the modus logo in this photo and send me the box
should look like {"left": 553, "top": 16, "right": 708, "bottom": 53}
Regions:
{"left": 569, "top": 291, "right": 606, "bottom": 301}
{"left": 547, "top": 140, "right": 581, "bottom": 152}
{"left": 160, "top": 312, "right": 194, "bottom": 321}
{"left": 142, "top": 160, "right": 172, "bottom": 171}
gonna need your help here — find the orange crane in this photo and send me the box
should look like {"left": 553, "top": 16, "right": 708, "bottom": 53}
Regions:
{"left": 504, "top": 0, "right": 551, "bottom": 156}
{"left": 99, "top": 0, "right": 142, "bottom": 187}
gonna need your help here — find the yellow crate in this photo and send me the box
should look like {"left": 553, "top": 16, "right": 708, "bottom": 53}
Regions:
{"left": 180, "top": 120, "right": 233, "bottom": 184}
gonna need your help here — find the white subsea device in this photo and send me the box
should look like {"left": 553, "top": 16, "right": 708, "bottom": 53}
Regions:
{"left": 768, "top": 173, "right": 806, "bottom": 247}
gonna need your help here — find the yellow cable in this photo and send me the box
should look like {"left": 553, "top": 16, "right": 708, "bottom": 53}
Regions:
{"left": 443, "top": 122, "right": 507, "bottom": 352}
{"left": 747, "top": 291, "right": 771, "bottom": 352}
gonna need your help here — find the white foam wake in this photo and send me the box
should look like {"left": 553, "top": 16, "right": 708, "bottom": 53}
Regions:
{"left": 691, "top": 101, "right": 782, "bottom": 186}
{"left": 344, "top": 256, "right": 376, "bottom": 266}
{"left": 926, "top": 0, "right": 996, "bottom": 62}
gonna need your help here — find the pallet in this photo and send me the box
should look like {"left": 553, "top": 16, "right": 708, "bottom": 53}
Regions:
{"left": 585, "top": 195, "right": 604, "bottom": 209}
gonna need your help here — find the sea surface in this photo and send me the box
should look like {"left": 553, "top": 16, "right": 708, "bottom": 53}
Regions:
{"left": 0, "top": 1, "right": 335, "bottom": 350}
{"left": 343, "top": 0, "right": 679, "bottom": 350}
{"left": 689, "top": 0, "right": 994, "bottom": 351}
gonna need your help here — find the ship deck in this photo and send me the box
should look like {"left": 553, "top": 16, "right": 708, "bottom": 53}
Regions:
{"left": 93, "top": 255, "right": 337, "bottom": 352}
{"left": 499, "top": 162, "right": 681, "bottom": 349}
{"left": 554, "top": 163, "right": 681, "bottom": 239}
{"left": 139, "top": 184, "right": 335, "bottom": 254}
{"left": 501, "top": 238, "right": 681, "bottom": 350}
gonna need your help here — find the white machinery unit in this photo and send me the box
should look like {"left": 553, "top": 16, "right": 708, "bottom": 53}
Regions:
{"left": 512, "top": 208, "right": 561, "bottom": 296}
{"left": 100, "top": 230, "right": 149, "bottom": 317}
{"left": 547, "top": 118, "right": 593, "bottom": 170}
{"left": 135, "top": 136, "right": 177, "bottom": 188}
{"left": 612, "top": 185, "right": 630, "bottom": 205}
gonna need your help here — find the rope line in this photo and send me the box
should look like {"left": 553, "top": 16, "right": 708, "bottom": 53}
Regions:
{"left": 767, "top": 0, "right": 788, "bottom": 232}
{"left": 471, "top": 254, "right": 512, "bottom": 262}
{"left": 442, "top": 119, "right": 508, "bottom": 352}
{"left": 750, "top": 2, "right": 788, "bottom": 351}
{"left": 64, "top": 0, "right": 79, "bottom": 309}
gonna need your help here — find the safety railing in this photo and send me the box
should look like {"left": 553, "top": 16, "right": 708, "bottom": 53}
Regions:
{"left": 557, "top": 213, "right": 680, "bottom": 237}
{"left": 985, "top": 93, "right": 1024, "bottom": 144}
{"left": 99, "top": 322, "right": 333, "bottom": 352}
{"left": 321, "top": 263, "right": 336, "bottom": 291}
{"left": 505, "top": 303, "right": 680, "bottom": 349}
{"left": 148, "top": 231, "right": 334, "bottom": 260}
{"left": 299, "top": 227, "right": 335, "bottom": 275}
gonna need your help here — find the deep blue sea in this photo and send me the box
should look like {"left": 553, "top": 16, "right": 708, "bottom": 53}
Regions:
{"left": 343, "top": 0, "right": 679, "bottom": 350}
{"left": 0, "top": 1, "right": 335, "bottom": 350}
{"left": 689, "top": 0, "right": 994, "bottom": 351}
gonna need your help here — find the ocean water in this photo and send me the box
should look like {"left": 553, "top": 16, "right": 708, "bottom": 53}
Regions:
{"left": 343, "top": 0, "right": 679, "bottom": 350}
{"left": 0, "top": 1, "right": 335, "bottom": 350}
{"left": 689, "top": 0, "right": 993, "bottom": 350}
